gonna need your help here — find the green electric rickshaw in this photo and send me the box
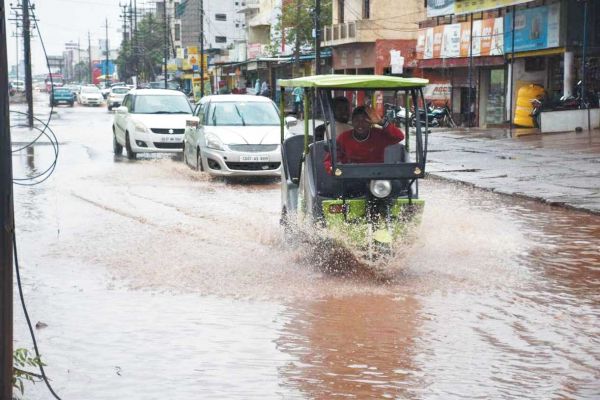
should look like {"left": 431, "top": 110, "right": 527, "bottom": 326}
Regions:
{"left": 278, "top": 75, "right": 429, "bottom": 260}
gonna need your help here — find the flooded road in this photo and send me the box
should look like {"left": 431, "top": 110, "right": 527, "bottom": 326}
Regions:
{"left": 10, "top": 101, "right": 600, "bottom": 399}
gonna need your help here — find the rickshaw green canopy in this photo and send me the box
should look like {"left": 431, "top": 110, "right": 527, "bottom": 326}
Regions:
{"left": 278, "top": 74, "right": 429, "bottom": 89}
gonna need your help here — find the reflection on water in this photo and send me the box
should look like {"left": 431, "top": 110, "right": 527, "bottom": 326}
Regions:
{"left": 278, "top": 295, "right": 422, "bottom": 399}
{"left": 11, "top": 116, "right": 600, "bottom": 399}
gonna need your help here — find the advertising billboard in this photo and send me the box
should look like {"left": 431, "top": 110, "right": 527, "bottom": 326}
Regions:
{"left": 504, "top": 3, "right": 560, "bottom": 53}
{"left": 417, "top": 16, "right": 504, "bottom": 59}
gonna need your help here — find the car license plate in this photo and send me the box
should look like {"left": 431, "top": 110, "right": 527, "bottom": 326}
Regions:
{"left": 161, "top": 136, "right": 181, "bottom": 143}
{"left": 240, "top": 155, "right": 269, "bottom": 162}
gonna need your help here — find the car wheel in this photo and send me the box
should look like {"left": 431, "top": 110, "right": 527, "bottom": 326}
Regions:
{"left": 70, "top": 102, "right": 74, "bottom": 107}
{"left": 108, "top": 105, "right": 112, "bottom": 111}
{"left": 196, "top": 148, "right": 204, "bottom": 171}
{"left": 125, "top": 132, "right": 136, "bottom": 160}
{"left": 113, "top": 129, "right": 123, "bottom": 155}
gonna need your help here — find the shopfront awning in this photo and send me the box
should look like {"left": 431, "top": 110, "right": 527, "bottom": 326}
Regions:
{"left": 506, "top": 47, "right": 565, "bottom": 59}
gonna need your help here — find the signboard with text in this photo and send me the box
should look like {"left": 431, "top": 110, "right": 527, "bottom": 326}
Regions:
{"left": 427, "top": 0, "right": 455, "bottom": 17}
{"left": 455, "top": 0, "right": 533, "bottom": 15}
{"left": 504, "top": 4, "right": 560, "bottom": 53}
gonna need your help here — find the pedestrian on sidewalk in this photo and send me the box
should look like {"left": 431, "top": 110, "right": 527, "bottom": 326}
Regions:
{"left": 292, "top": 86, "right": 304, "bottom": 119}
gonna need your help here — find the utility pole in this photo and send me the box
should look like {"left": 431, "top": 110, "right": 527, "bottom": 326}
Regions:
{"left": 467, "top": 13, "right": 473, "bottom": 128}
{"left": 163, "top": 1, "right": 168, "bottom": 89}
{"left": 314, "top": 0, "right": 321, "bottom": 75}
{"left": 77, "top": 37, "right": 81, "bottom": 82}
{"left": 22, "top": 0, "right": 34, "bottom": 128}
{"left": 105, "top": 18, "right": 110, "bottom": 87}
{"left": 119, "top": 2, "right": 128, "bottom": 42}
{"left": 88, "top": 31, "right": 93, "bottom": 84}
{"left": 0, "top": 1, "right": 15, "bottom": 397}
{"left": 8, "top": 8, "right": 22, "bottom": 84}
{"left": 200, "top": 0, "right": 204, "bottom": 97}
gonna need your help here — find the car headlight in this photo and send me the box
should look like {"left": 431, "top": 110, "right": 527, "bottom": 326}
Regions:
{"left": 81, "top": 96, "right": 87, "bottom": 100}
{"left": 134, "top": 122, "right": 148, "bottom": 134}
{"left": 369, "top": 180, "right": 392, "bottom": 198}
{"left": 205, "top": 133, "right": 224, "bottom": 150}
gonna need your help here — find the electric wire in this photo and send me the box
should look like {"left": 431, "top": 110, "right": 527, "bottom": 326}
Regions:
{"left": 11, "top": 4, "right": 63, "bottom": 399}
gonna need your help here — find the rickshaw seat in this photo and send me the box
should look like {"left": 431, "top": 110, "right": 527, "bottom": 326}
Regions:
{"left": 282, "top": 135, "right": 309, "bottom": 185}
{"left": 309, "top": 141, "right": 343, "bottom": 197}
{"left": 384, "top": 143, "right": 407, "bottom": 163}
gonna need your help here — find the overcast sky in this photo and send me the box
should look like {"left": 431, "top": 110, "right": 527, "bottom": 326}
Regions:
{"left": 6, "top": 0, "right": 155, "bottom": 75}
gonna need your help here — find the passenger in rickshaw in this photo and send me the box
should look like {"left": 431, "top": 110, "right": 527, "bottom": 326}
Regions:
{"left": 323, "top": 105, "right": 405, "bottom": 175}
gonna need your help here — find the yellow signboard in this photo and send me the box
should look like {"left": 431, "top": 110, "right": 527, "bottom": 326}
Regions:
{"left": 455, "top": 0, "right": 533, "bottom": 15}
{"left": 187, "top": 46, "right": 198, "bottom": 55}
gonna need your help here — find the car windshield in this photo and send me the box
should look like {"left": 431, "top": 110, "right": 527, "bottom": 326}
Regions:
{"left": 208, "top": 101, "right": 280, "bottom": 126}
{"left": 133, "top": 95, "right": 192, "bottom": 114}
{"left": 54, "top": 89, "right": 70, "bottom": 94}
{"left": 82, "top": 87, "right": 100, "bottom": 93}
{"left": 112, "top": 87, "right": 129, "bottom": 94}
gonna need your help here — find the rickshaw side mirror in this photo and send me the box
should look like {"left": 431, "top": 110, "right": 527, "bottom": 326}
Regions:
{"left": 285, "top": 116, "right": 298, "bottom": 127}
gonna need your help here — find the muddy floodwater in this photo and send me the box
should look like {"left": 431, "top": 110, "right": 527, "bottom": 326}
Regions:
{"left": 10, "top": 104, "right": 600, "bottom": 399}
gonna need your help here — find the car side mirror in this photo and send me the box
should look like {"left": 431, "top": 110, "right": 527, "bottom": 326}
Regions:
{"left": 285, "top": 116, "right": 298, "bottom": 127}
{"left": 186, "top": 116, "right": 200, "bottom": 128}
{"left": 116, "top": 106, "right": 128, "bottom": 114}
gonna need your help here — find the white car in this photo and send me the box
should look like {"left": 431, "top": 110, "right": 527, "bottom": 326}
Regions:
{"left": 78, "top": 86, "right": 104, "bottom": 106}
{"left": 112, "top": 89, "right": 193, "bottom": 159}
{"left": 183, "top": 95, "right": 296, "bottom": 177}
{"left": 107, "top": 86, "right": 130, "bottom": 111}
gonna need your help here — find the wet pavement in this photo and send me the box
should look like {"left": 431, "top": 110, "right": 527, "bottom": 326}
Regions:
{"left": 426, "top": 127, "right": 600, "bottom": 215}
{"left": 8, "top": 96, "right": 600, "bottom": 399}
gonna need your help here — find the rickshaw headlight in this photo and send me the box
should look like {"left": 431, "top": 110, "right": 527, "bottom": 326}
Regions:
{"left": 369, "top": 180, "right": 392, "bottom": 198}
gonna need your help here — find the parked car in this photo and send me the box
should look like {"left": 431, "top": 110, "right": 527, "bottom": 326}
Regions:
{"left": 50, "top": 87, "right": 75, "bottom": 106}
{"left": 112, "top": 89, "right": 193, "bottom": 159}
{"left": 183, "top": 94, "right": 296, "bottom": 177}
{"left": 62, "top": 84, "right": 80, "bottom": 98}
{"left": 107, "top": 86, "right": 130, "bottom": 111}
{"left": 148, "top": 81, "right": 181, "bottom": 91}
{"left": 78, "top": 86, "right": 104, "bottom": 106}
{"left": 11, "top": 80, "right": 25, "bottom": 92}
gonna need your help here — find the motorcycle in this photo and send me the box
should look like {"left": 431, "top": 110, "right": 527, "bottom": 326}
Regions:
{"left": 530, "top": 98, "right": 544, "bottom": 128}
{"left": 410, "top": 103, "right": 439, "bottom": 129}
{"left": 429, "top": 102, "right": 456, "bottom": 128}
{"left": 384, "top": 103, "right": 412, "bottom": 128}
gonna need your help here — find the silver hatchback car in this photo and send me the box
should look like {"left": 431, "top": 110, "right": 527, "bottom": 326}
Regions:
{"left": 183, "top": 95, "right": 296, "bottom": 177}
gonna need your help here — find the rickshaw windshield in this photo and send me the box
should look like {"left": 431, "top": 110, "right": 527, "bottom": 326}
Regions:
{"left": 324, "top": 89, "right": 413, "bottom": 167}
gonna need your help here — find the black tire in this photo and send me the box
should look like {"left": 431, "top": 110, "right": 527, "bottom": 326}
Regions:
{"left": 108, "top": 105, "right": 112, "bottom": 111}
{"left": 70, "top": 102, "right": 74, "bottom": 107}
{"left": 125, "top": 132, "right": 136, "bottom": 160}
{"left": 113, "top": 130, "right": 123, "bottom": 155}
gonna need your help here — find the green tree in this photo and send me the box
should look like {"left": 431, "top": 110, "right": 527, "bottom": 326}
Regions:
{"left": 116, "top": 13, "right": 167, "bottom": 82}
{"left": 270, "top": 0, "right": 331, "bottom": 64}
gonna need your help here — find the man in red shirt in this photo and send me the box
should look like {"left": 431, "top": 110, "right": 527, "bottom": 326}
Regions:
{"left": 324, "top": 106, "right": 404, "bottom": 174}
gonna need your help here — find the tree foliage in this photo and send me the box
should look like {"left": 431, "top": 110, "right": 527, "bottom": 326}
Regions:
{"left": 269, "top": 0, "right": 332, "bottom": 58}
{"left": 116, "top": 13, "right": 167, "bottom": 82}
{"left": 13, "top": 348, "right": 45, "bottom": 398}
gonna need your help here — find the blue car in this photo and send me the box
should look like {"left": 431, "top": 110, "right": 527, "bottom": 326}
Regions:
{"left": 50, "top": 87, "right": 75, "bottom": 107}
